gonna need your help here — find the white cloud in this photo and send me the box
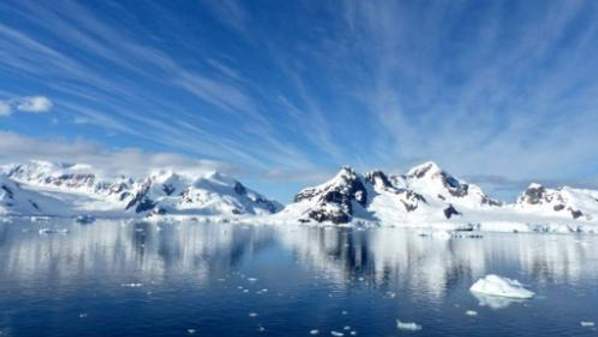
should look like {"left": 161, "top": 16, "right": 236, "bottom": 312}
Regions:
{"left": 0, "top": 95, "right": 53, "bottom": 117}
{"left": 16, "top": 95, "right": 53, "bottom": 112}
{"left": 0, "top": 101, "right": 11, "bottom": 116}
{"left": 0, "top": 131, "right": 231, "bottom": 179}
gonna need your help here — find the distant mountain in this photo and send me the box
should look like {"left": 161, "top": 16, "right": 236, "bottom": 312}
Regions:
{"left": 275, "top": 162, "right": 598, "bottom": 233}
{"left": 278, "top": 164, "right": 487, "bottom": 224}
{"left": 1, "top": 161, "right": 281, "bottom": 217}
{"left": 516, "top": 183, "right": 598, "bottom": 221}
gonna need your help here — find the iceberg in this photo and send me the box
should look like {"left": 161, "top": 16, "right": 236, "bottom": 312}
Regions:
{"left": 470, "top": 274, "right": 534, "bottom": 299}
{"left": 396, "top": 320, "right": 422, "bottom": 331}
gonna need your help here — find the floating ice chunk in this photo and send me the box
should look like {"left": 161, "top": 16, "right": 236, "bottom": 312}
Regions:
{"left": 79, "top": 313, "right": 88, "bottom": 318}
{"left": 472, "top": 292, "right": 521, "bottom": 310}
{"left": 465, "top": 310, "right": 478, "bottom": 316}
{"left": 257, "top": 325, "right": 266, "bottom": 332}
{"left": 350, "top": 332, "right": 357, "bottom": 336}
{"left": 341, "top": 310, "right": 348, "bottom": 315}
{"left": 309, "top": 329, "right": 320, "bottom": 335}
{"left": 580, "top": 321, "right": 595, "bottom": 327}
{"left": 396, "top": 320, "right": 422, "bottom": 331}
{"left": 249, "top": 312, "right": 258, "bottom": 318}
{"left": 330, "top": 331, "right": 344, "bottom": 336}
{"left": 121, "top": 283, "right": 143, "bottom": 288}
{"left": 187, "top": 329, "right": 196, "bottom": 334}
{"left": 38, "top": 228, "right": 69, "bottom": 235}
{"left": 343, "top": 326, "right": 351, "bottom": 330}
{"left": 247, "top": 277, "right": 258, "bottom": 282}
{"left": 470, "top": 275, "right": 534, "bottom": 299}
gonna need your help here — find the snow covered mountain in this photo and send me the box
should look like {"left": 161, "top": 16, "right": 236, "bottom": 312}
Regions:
{"left": 516, "top": 183, "right": 598, "bottom": 221}
{"left": 277, "top": 163, "right": 502, "bottom": 225}
{"left": 274, "top": 162, "right": 598, "bottom": 233}
{"left": 1, "top": 161, "right": 281, "bottom": 217}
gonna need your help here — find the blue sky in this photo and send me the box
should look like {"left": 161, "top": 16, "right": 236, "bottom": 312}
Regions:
{"left": 1, "top": 0, "right": 598, "bottom": 202}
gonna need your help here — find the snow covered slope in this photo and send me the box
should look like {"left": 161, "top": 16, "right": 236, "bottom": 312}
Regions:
{"left": 0, "top": 174, "right": 67, "bottom": 216}
{"left": 273, "top": 162, "right": 598, "bottom": 233}
{"left": 1, "top": 161, "right": 281, "bottom": 218}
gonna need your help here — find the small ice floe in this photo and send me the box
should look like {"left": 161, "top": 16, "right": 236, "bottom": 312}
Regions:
{"left": 38, "top": 228, "right": 69, "bottom": 235}
{"left": 396, "top": 320, "right": 422, "bottom": 331}
{"left": 187, "top": 329, "right": 196, "bottom": 334}
{"left": 330, "top": 331, "right": 344, "bottom": 336}
{"left": 580, "top": 321, "right": 595, "bottom": 327}
{"left": 385, "top": 291, "right": 397, "bottom": 299}
{"left": 247, "top": 277, "right": 258, "bottom": 282}
{"left": 79, "top": 313, "right": 88, "bottom": 318}
{"left": 309, "top": 329, "right": 320, "bottom": 335}
{"left": 470, "top": 275, "right": 534, "bottom": 299}
{"left": 248, "top": 312, "right": 258, "bottom": 318}
{"left": 350, "top": 331, "right": 357, "bottom": 336}
{"left": 341, "top": 310, "right": 348, "bottom": 315}
{"left": 465, "top": 310, "right": 478, "bottom": 316}
{"left": 343, "top": 326, "right": 351, "bottom": 330}
{"left": 121, "top": 283, "right": 143, "bottom": 288}
{"left": 75, "top": 214, "right": 95, "bottom": 224}
{"left": 257, "top": 325, "right": 266, "bottom": 332}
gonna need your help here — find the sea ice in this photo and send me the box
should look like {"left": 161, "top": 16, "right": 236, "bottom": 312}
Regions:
{"left": 580, "top": 321, "right": 595, "bottom": 327}
{"left": 309, "top": 329, "right": 320, "bottom": 335}
{"left": 396, "top": 320, "right": 422, "bottom": 331}
{"left": 121, "top": 283, "right": 143, "bottom": 288}
{"left": 470, "top": 274, "right": 534, "bottom": 299}
{"left": 330, "top": 331, "right": 344, "bottom": 336}
{"left": 465, "top": 310, "right": 478, "bottom": 316}
{"left": 249, "top": 312, "right": 258, "bottom": 318}
{"left": 187, "top": 329, "right": 196, "bottom": 334}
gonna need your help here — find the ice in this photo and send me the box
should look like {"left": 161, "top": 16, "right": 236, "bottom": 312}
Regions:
{"left": 396, "top": 320, "right": 422, "bottom": 331}
{"left": 472, "top": 292, "right": 522, "bottom": 310}
{"left": 580, "top": 321, "right": 595, "bottom": 327}
{"left": 309, "top": 329, "right": 320, "bottom": 335}
{"left": 330, "top": 331, "right": 344, "bottom": 336}
{"left": 465, "top": 310, "right": 478, "bottom": 316}
{"left": 121, "top": 283, "right": 143, "bottom": 287}
{"left": 343, "top": 326, "right": 351, "bottom": 330}
{"left": 248, "top": 312, "right": 258, "bottom": 318}
{"left": 79, "top": 313, "right": 88, "bottom": 318}
{"left": 470, "top": 274, "right": 534, "bottom": 299}
{"left": 38, "top": 228, "right": 69, "bottom": 235}
{"left": 247, "top": 277, "right": 258, "bottom": 282}
{"left": 187, "top": 329, "right": 196, "bottom": 334}
{"left": 350, "top": 332, "right": 357, "bottom": 336}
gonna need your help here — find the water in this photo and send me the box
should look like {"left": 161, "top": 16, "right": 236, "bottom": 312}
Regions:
{"left": 1, "top": 219, "right": 597, "bottom": 337}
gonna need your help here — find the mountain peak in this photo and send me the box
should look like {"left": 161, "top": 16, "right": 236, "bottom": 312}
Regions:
{"left": 407, "top": 161, "right": 443, "bottom": 179}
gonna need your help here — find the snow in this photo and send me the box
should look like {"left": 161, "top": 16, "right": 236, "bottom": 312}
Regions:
{"left": 470, "top": 275, "right": 535, "bottom": 299}
{"left": 396, "top": 320, "right": 422, "bottom": 331}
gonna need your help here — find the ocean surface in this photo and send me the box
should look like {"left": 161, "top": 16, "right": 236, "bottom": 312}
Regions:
{"left": 0, "top": 219, "right": 597, "bottom": 337}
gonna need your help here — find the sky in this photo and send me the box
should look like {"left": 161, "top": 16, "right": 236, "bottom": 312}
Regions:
{"left": 1, "top": 0, "right": 598, "bottom": 203}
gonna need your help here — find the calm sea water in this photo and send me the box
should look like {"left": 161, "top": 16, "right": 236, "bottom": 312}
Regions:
{"left": 0, "top": 219, "right": 597, "bottom": 337}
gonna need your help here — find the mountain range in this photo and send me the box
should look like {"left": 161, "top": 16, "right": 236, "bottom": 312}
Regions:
{"left": 2, "top": 160, "right": 598, "bottom": 233}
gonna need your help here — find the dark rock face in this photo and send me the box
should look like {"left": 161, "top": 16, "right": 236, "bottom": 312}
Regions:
{"left": 234, "top": 182, "right": 247, "bottom": 195}
{"left": 125, "top": 181, "right": 154, "bottom": 213}
{"left": 444, "top": 204, "right": 461, "bottom": 219}
{"left": 365, "top": 170, "right": 392, "bottom": 188}
{"left": 570, "top": 209, "right": 583, "bottom": 219}
{"left": 520, "top": 184, "right": 555, "bottom": 205}
{"left": 440, "top": 172, "right": 469, "bottom": 198}
{"left": 296, "top": 168, "right": 368, "bottom": 224}
{"left": 162, "top": 184, "right": 176, "bottom": 196}
{"left": 1, "top": 185, "right": 14, "bottom": 200}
